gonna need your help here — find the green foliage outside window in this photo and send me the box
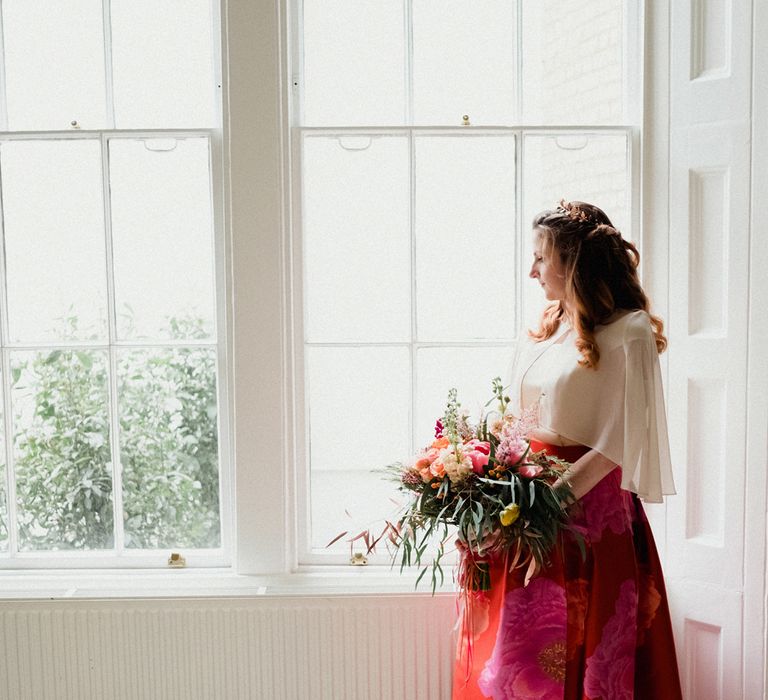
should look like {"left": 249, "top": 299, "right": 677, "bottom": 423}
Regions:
{"left": 13, "top": 348, "right": 114, "bottom": 550}
{"left": 119, "top": 342, "right": 220, "bottom": 549}
{"left": 3, "top": 314, "right": 220, "bottom": 553}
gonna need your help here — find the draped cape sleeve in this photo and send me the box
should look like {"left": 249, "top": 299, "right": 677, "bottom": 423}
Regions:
{"left": 507, "top": 311, "right": 676, "bottom": 503}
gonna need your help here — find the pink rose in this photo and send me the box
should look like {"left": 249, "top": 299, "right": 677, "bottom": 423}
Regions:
{"left": 464, "top": 439, "right": 491, "bottom": 474}
{"left": 518, "top": 464, "right": 543, "bottom": 478}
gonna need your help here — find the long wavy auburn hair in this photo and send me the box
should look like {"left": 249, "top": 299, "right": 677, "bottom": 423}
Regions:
{"left": 529, "top": 200, "right": 667, "bottom": 369}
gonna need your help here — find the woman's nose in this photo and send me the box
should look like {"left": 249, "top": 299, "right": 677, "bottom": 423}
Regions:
{"left": 529, "top": 264, "right": 537, "bottom": 278}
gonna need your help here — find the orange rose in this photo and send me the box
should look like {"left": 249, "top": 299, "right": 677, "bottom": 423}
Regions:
{"left": 430, "top": 461, "right": 446, "bottom": 479}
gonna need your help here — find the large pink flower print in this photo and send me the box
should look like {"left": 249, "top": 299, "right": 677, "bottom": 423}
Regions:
{"left": 478, "top": 577, "right": 567, "bottom": 700}
{"left": 583, "top": 578, "right": 638, "bottom": 700}
{"left": 581, "top": 468, "right": 633, "bottom": 542}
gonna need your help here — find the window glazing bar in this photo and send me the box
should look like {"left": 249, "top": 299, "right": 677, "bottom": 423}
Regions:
{"left": 102, "top": 0, "right": 116, "bottom": 129}
{"left": 100, "top": 132, "right": 124, "bottom": 555}
{"left": 0, "top": 128, "right": 216, "bottom": 139}
{"left": 0, "top": 6, "right": 8, "bottom": 131}
{"left": 0, "top": 153, "right": 19, "bottom": 558}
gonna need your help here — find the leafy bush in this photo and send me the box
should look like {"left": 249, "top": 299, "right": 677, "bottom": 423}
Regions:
{"left": 13, "top": 349, "right": 114, "bottom": 550}
{"left": 9, "top": 314, "right": 220, "bottom": 551}
{"left": 118, "top": 345, "right": 220, "bottom": 548}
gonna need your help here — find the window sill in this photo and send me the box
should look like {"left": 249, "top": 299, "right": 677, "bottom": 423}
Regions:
{"left": 0, "top": 566, "right": 457, "bottom": 600}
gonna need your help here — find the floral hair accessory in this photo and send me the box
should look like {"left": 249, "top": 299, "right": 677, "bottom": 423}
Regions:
{"left": 556, "top": 199, "right": 593, "bottom": 224}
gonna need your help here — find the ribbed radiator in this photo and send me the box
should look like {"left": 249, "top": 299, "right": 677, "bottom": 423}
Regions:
{"left": 0, "top": 595, "right": 456, "bottom": 700}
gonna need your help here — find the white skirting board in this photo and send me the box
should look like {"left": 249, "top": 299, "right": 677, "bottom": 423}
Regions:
{"left": 0, "top": 595, "right": 456, "bottom": 700}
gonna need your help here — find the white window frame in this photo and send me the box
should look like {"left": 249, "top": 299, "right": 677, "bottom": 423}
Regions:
{"left": 291, "top": 124, "right": 639, "bottom": 567}
{"left": 0, "top": 0, "right": 232, "bottom": 570}
{"left": 0, "top": 0, "right": 657, "bottom": 592}
{"left": 285, "top": 0, "right": 645, "bottom": 568}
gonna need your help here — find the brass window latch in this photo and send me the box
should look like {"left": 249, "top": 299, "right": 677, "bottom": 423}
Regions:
{"left": 167, "top": 552, "right": 187, "bottom": 568}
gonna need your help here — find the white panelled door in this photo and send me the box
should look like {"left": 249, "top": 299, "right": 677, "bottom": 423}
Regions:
{"left": 664, "top": 1, "right": 764, "bottom": 698}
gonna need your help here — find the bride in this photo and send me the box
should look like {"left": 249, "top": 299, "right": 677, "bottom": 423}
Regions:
{"left": 453, "top": 200, "right": 682, "bottom": 700}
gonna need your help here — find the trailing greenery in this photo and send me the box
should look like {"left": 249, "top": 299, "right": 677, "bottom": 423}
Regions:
{"left": 391, "top": 449, "right": 579, "bottom": 593}
{"left": 332, "top": 379, "right": 581, "bottom": 594}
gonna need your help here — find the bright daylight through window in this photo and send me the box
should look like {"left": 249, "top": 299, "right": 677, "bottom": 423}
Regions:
{"left": 296, "top": 0, "right": 638, "bottom": 564}
{"left": 0, "top": 0, "right": 224, "bottom": 567}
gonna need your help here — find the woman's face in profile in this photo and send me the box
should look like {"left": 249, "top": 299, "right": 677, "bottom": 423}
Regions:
{"left": 529, "top": 230, "right": 566, "bottom": 302}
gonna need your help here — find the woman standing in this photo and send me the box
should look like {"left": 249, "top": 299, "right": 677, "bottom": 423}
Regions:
{"left": 453, "top": 201, "right": 683, "bottom": 699}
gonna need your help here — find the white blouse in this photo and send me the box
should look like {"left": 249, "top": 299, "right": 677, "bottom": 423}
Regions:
{"left": 507, "top": 310, "right": 676, "bottom": 503}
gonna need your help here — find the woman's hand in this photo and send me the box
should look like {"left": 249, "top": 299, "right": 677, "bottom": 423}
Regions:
{"left": 551, "top": 448, "right": 618, "bottom": 501}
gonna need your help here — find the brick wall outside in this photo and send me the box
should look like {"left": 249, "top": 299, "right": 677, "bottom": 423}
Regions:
{"left": 523, "top": 1, "right": 628, "bottom": 233}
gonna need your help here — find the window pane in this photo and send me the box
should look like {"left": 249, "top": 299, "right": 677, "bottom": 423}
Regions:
{"left": 522, "top": 2, "right": 624, "bottom": 124}
{"left": 2, "top": 0, "right": 107, "bottom": 130}
{"left": 307, "top": 346, "right": 410, "bottom": 547}
{"left": 303, "top": 135, "right": 410, "bottom": 342}
{"left": 111, "top": 0, "right": 215, "bottom": 128}
{"left": 12, "top": 350, "right": 113, "bottom": 551}
{"left": 312, "top": 470, "right": 402, "bottom": 552}
{"left": 302, "top": 0, "right": 406, "bottom": 125}
{"left": 118, "top": 348, "right": 220, "bottom": 549}
{"left": 415, "top": 346, "right": 513, "bottom": 448}
{"left": 307, "top": 346, "right": 410, "bottom": 471}
{"left": 413, "top": 1, "right": 516, "bottom": 125}
{"left": 109, "top": 137, "right": 215, "bottom": 341}
{"left": 522, "top": 131, "right": 630, "bottom": 327}
{"left": 415, "top": 135, "right": 516, "bottom": 342}
{"left": 523, "top": 133, "right": 630, "bottom": 231}
{"left": 1, "top": 140, "right": 108, "bottom": 343}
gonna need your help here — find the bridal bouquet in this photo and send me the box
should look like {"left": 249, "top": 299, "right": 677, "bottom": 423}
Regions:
{"left": 330, "top": 378, "right": 580, "bottom": 594}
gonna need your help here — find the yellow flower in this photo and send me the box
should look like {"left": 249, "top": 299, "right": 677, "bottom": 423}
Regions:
{"left": 499, "top": 503, "right": 520, "bottom": 527}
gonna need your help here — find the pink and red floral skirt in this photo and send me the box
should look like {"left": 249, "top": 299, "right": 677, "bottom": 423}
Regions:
{"left": 452, "top": 440, "right": 683, "bottom": 700}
